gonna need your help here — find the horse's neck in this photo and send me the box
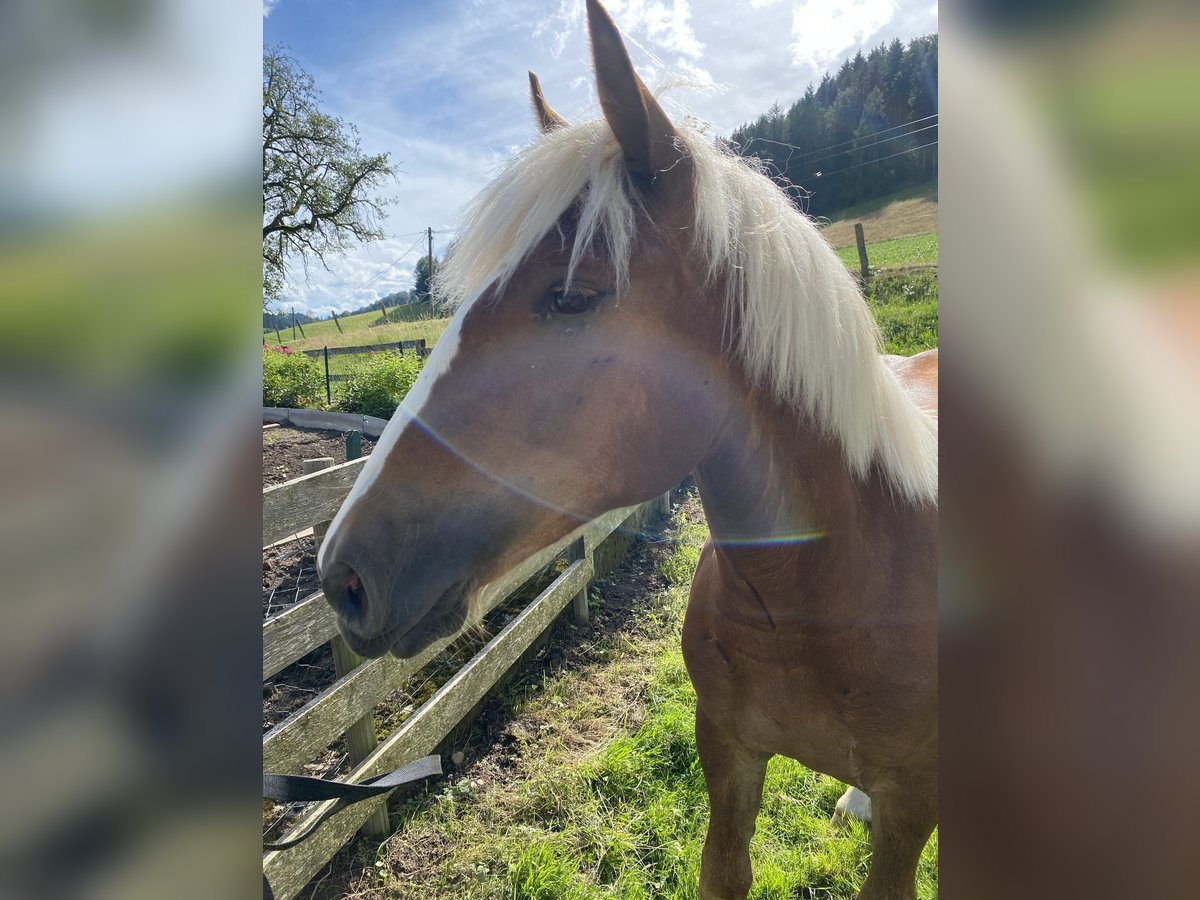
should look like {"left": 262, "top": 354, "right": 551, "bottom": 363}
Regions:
{"left": 692, "top": 383, "right": 893, "bottom": 618}
{"left": 696, "top": 383, "right": 859, "bottom": 540}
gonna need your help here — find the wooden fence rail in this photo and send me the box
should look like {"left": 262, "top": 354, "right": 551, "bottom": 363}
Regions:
{"left": 263, "top": 451, "right": 670, "bottom": 899}
{"left": 299, "top": 339, "right": 430, "bottom": 359}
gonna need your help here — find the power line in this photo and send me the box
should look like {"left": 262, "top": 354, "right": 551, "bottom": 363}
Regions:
{"left": 809, "top": 121, "right": 938, "bottom": 165}
{"left": 738, "top": 113, "right": 938, "bottom": 167}
{"left": 324, "top": 233, "right": 428, "bottom": 309}
{"left": 791, "top": 113, "right": 937, "bottom": 162}
{"left": 813, "top": 140, "right": 939, "bottom": 178}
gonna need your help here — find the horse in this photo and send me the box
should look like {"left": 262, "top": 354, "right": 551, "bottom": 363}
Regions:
{"left": 317, "top": 2, "right": 938, "bottom": 897}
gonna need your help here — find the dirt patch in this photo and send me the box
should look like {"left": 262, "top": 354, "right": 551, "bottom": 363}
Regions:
{"left": 262, "top": 425, "right": 377, "bottom": 618}
{"left": 263, "top": 537, "right": 320, "bottom": 616}
{"left": 263, "top": 426, "right": 378, "bottom": 839}
{"left": 263, "top": 424, "right": 376, "bottom": 486}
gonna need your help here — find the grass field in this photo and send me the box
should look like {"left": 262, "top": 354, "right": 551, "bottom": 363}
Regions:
{"left": 265, "top": 305, "right": 447, "bottom": 348}
{"left": 332, "top": 497, "right": 937, "bottom": 898}
{"left": 869, "top": 271, "right": 939, "bottom": 356}
{"left": 835, "top": 232, "right": 938, "bottom": 270}
{"left": 828, "top": 179, "right": 937, "bottom": 224}
{"left": 820, "top": 181, "right": 937, "bottom": 250}
{"left": 266, "top": 313, "right": 451, "bottom": 376}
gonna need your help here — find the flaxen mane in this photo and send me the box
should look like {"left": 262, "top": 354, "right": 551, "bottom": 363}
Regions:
{"left": 436, "top": 117, "right": 937, "bottom": 502}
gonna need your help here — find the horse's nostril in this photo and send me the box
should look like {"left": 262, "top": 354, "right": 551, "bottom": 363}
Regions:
{"left": 323, "top": 560, "right": 368, "bottom": 623}
{"left": 344, "top": 573, "right": 363, "bottom": 615}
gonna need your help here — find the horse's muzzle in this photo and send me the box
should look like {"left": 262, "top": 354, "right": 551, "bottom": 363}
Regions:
{"left": 321, "top": 557, "right": 471, "bottom": 659}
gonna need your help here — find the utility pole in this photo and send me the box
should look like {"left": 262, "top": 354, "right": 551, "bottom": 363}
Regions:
{"left": 426, "top": 226, "right": 434, "bottom": 303}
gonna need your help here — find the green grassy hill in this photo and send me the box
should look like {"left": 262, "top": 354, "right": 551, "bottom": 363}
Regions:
{"left": 820, "top": 180, "right": 937, "bottom": 252}
{"left": 264, "top": 300, "right": 452, "bottom": 377}
{"left": 827, "top": 179, "right": 937, "bottom": 225}
{"left": 835, "top": 232, "right": 938, "bottom": 270}
{"left": 264, "top": 210, "right": 937, "bottom": 375}
{"left": 263, "top": 301, "right": 440, "bottom": 343}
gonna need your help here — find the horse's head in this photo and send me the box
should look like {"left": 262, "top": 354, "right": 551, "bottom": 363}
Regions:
{"left": 317, "top": 0, "right": 730, "bottom": 658}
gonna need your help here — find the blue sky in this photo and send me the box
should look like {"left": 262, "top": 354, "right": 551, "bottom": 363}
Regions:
{"left": 264, "top": 0, "right": 937, "bottom": 317}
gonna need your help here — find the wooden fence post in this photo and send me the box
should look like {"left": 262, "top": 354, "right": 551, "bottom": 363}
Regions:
{"left": 854, "top": 223, "right": 870, "bottom": 287}
{"left": 301, "top": 456, "right": 390, "bottom": 839}
{"left": 568, "top": 537, "right": 591, "bottom": 624}
{"left": 323, "top": 346, "right": 331, "bottom": 405}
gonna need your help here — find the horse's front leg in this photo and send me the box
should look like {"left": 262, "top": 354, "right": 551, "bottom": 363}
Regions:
{"left": 695, "top": 705, "right": 770, "bottom": 900}
{"left": 855, "top": 769, "right": 936, "bottom": 900}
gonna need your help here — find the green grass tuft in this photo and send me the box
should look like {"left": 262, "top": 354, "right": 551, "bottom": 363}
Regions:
{"left": 836, "top": 232, "right": 938, "bottom": 269}
{"left": 867, "top": 271, "right": 939, "bottom": 355}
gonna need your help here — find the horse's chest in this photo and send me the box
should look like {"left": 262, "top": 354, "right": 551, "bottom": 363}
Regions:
{"left": 681, "top": 611, "right": 857, "bottom": 771}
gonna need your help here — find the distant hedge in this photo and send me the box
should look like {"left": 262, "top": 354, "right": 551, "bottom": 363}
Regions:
{"left": 263, "top": 345, "right": 324, "bottom": 409}
{"left": 335, "top": 349, "right": 425, "bottom": 420}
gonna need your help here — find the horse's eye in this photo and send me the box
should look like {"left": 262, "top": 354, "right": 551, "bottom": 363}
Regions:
{"left": 550, "top": 287, "right": 598, "bottom": 316}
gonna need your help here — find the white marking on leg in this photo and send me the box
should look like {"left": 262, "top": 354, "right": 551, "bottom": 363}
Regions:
{"left": 832, "top": 786, "right": 872, "bottom": 828}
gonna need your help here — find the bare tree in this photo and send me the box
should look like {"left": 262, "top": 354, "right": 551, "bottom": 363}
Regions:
{"left": 263, "top": 46, "right": 396, "bottom": 304}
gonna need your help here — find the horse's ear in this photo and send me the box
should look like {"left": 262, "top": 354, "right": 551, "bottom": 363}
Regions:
{"left": 586, "top": 0, "right": 679, "bottom": 185}
{"left": 528, "top": 71, "right": 568, "bottom": 133}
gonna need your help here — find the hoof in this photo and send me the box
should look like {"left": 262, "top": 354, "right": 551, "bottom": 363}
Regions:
{"left": 832, "top": 786, "right": 871, "bottom": 828}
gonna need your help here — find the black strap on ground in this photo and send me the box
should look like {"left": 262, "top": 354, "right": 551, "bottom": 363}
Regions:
{"left": 262, "top": 755, "right": 442, "bottom": 900}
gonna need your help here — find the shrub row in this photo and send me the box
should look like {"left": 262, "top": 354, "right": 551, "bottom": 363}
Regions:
{"left": 262, "top": 346, "right": 426, "bottom": 419}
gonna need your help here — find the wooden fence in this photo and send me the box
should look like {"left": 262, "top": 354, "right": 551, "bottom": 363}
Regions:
{"left": 289, "top": 340, "right": 430, "bottom": 403}
{"left": 262, "top": 454, "right": 671, "bottom": 899}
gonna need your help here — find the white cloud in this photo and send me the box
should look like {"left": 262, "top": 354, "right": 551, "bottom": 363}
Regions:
{"left": 279, "top": 237, "right": 425, "bottom": 316}
{"left": 580, "top": 1, "right": 704, "bottom": 62}
{"left": 790, "top": 0, "right": 898, "bottom": 72}
{"left": 535, "top": 0, "right": 582, "bottom": 58}
{"left": 263, "top": 0, "right": 281, "bottom": 18}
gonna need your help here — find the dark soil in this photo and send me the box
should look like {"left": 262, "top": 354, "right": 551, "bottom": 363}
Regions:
{"left": 263, "top": 426, "right": 377, "bottom": 831}
{"left": 262, "top": 425, "right": 376, "bottom": 618}
{"left": 262, "top": 424, "right": 376, "bottom": 486}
